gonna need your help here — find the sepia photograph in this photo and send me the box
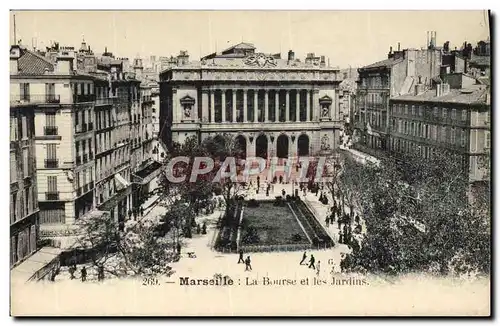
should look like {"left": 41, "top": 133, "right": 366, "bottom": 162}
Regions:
{"left": 8, "top": 8, "right": 492, "bottom": 316}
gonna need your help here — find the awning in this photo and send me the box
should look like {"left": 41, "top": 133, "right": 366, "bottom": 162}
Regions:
{"left": 11, "top": 247, "right": 62, "bottom": 283}
{"left": 114, "top": 173, "right": 131, "bottom": 191}
{"left": 132, "top": 161, "right": 163, "bottom": 185}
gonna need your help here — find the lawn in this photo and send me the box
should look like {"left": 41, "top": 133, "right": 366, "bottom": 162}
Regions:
{"left": 240, "top": 201, "right": 310, "bottom": 246}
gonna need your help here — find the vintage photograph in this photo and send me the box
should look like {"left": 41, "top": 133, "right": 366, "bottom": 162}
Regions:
{"left": 9, "top": 10, "right": 491, "bottom": 316}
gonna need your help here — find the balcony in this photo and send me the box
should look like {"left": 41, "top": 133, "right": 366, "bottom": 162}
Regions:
{"left": 44, "top": 126, "right": 58, "bottom": 136}
{"left": 10, "top": 94, "right": 61, "bottom": 106}
{"left": 73, "top": 94, "right": 96, "bottom": 103}
{"left": 45, "top": 192, "right": 60, "bottom": 201}
{"left": 44, "top": 159, "right": 59, "bottom": 168}
{"left": 95, "top": 97, "right": 114, "bottom": 106}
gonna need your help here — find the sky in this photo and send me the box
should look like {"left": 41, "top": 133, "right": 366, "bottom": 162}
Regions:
{"left": 9, "top": 10, "right": 490, "bottom": 68}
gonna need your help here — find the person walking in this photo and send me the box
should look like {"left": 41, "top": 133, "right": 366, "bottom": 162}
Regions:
{"left": 245, "top": 256, "right": 252, "bottom": 271}
{"left": 69, "top": 264, "right": 77, "bottom": 280}
{"left": 81, "top": 266, "right": 87, "bottom": 282}
{"left": 238, "top": 249, "right": 245, "bottom": 264}
{"left": 316, "top": 261, "right": 321, "bottom": 276}
{"left": 308, "top": 254, "right": 316, "bottom": 269}
{"left": 299, "top": 251, "right": 307, "bottom": 265}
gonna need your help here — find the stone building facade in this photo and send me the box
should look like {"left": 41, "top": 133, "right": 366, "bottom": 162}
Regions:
{"left": 354, "top": 39, "right": 442, "bottom": 151}
{"left": 159, "top": 43, "right": 343, "bottom": 160}
{"left": 389, "top": 75, "right": 490, "bottom": 193}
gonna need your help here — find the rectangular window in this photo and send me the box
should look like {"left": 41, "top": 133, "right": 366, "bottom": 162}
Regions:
{"left": 47, "top": 176, "right": 58, "bottom": 193}
{"left": 10, "top": 152, "right": 16, "bottom": 183}
{"left": 442, "top": 108, "right": 447, "bottom": 119}
{"left": 434, "top": 107, "right": 439, "bottom": 117}
{"left": 451, "top": 109, "right": 457, "bottom": 120}
{"left": 46, "top": 144, "right": 57, "bottom": 159}
{"left": 20, "top": 83, "right": 30, "bottom": 101}
{"left": 462, "top": 110, "right": 467, "bottom": 121}
{"left": 405, "top": 105, "right": 408, "bottom": 115}
{"left": 461, "top": 130, "right": 466, "bottom": 147}
{"left": 45, "top": 83, "right": 55, "bottom": 100}
{"left": 485, "top": 111, "right": 490, "bottom": 125}
{"left": 419, "top": 106, "right": 423, "bottom": 117}
{"left": 451, "top": 128, "right": 456, "bottom": 144}
{"left": 485, "top": 131, "right": 490, "bottom": 149}
{"left": 411, "top": 105, "right": 416, "bottom": 116}
{"left": 441, "top": 126, "right": 446, "bottom": 142}
{"left": 10, "top": 117, "right": 18, "bottom": 141}
{"left": 45, "top": 112, "right": 56, "bottom": 127}
{"left": 22, "top": 148, "right": 29, "bottom": 177}
{"left": 21, "top": 116, "right": 27, "bottom": 139}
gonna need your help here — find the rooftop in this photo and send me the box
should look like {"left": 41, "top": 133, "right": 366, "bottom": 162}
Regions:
{"left": 394, "top": 84, "right": 489, "bottom": 105}
{"left": 17, "top": 48, "right": 54, "bottom": 75}
{"left": 360, "top": 57, "right": 404, "bottom": 70}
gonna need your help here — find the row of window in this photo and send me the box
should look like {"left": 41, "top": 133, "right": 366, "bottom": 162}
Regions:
{"left": 392, "top": 103, "right": 469, "bottom": 121}
{"left": 10, "top": 115, "right": 30, "bottom": 141}
{"left": 75, "top": 139, "right": 94, "bottom": 165}
{"left": 10, "top": 186, "right": 36, "bottom": 225}
{"left": 10, "top": 147, "right": 32, "bottom": 184}
{"left": 392, "top": 118, "right": 468, "bottom": 147}
{"left": 390, "top": 138, "right": 466, "bottom": 165}
{"left": 10, "top": 225, "right": 37, "bottom": 268}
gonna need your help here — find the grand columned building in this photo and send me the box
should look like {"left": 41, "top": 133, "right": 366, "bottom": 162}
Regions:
{"left": 159, "top": 43, "right": 343, "bottom": 160}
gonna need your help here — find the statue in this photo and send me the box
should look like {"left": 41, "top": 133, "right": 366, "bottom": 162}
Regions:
{"left": 322, "top": 105, "right": 329, "bottom": 118}
{"left": 321, "top": 135, "right": 331, "bottom": 151}
{"left": 184, "top": 105, "right": 191, "bottom": 118}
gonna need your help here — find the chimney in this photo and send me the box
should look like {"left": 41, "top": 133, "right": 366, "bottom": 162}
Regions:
{"left": 398, "top": 42, "right": 401, "bottom": 51}
{"left": 56, "top": 55, "right": 73, "bottom": 74}
{"left": 436, "top": 83, "right": 442, "bottom": 97}
{"left": 287, "top": 50, "right": 295, "bottom": 62}
{"left": 320, "top": 55, "right": 326, "bottom": 67}
{"left": 10, "top": 45, "right": 21, "bottom": 74}
{"left": 414, "top": 75, "right": 424, "bottom": 95}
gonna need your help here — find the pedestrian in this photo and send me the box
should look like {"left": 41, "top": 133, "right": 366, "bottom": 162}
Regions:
{"left": 337, "top": 219, "right": 342, "bottom": 230}
{"left": 308, "top": 254, "right": 316, "bottom": 269}
{"left": 98, "top": 265, "right": 105, "bottom": 281}
{"left": 299, "top": 251, "right": 307, "bottom": 265}
{"left": 81, "top": 266, "right": 87, "bottom": 282}
{"left": 196, "top": 223, "right": 201, "bottom": 234}
{"left": 316, "top": 261, "right": 321, "bottom": 276}
{"left": 281, "top": 189, "right": 286, "bottom": 197}
{"left": 279, "top": 175, "right": 283, "bottom": 184}
{"left": 238, "top": 249, "right": 245, "bottom": 264}
{"left": 69, "top": 264, "right": 76, "bottom": 280}
{"left": 257, "top": 176, "right": 260, "bottom": 189}
{"left": 140, "top": 206, "right": 144, "bottom": 216}
{"left": 245, "top": 256, "right": 252, "bottom": 271}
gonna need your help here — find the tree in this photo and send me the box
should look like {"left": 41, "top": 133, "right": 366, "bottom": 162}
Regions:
{"left": 342, "top": 149, "right": 491, "bottom": 276}
{"left": 76, "top": 212, "right": 176, "bottom": 277}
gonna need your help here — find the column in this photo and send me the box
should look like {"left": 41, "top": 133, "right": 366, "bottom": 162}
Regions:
{"left": 202, "top": 89, "right": 209, "bottom": 122}
{"left": 334, "top": 91, "right": 340, "bottom": 121}
{"left": 243, "top": 89, "right": 248, "bottom": 122}
{"left": 210, "top": 90, "right": 215, "bottom": 123}
{"left": 275, "top": 91, "right": 279, "bottom": 122}
{"left": 254, "top": 90, "right": 259, "bottom": 123}
{"left": 232, "top": 90, "right": 237, "bottom": 122}
{"left": 285, "top": 90, "right": 290, "bottom": 122}
{"left": 172, "top": 89, "right": 178, "bottom": 123}
{"left": 221, "top": 90, "right": 226, "bottom": 122}
{"left": 313, "top": 90, "right": 319, "bottom": 121}
{"left": 264, "top": 90, "right": 269, "bottom": 122}
{"left": 296, "top": 90, "right": 300, "bottom": 122}
{"left": 306, "top": 90, "right": 311, "bottom": 121}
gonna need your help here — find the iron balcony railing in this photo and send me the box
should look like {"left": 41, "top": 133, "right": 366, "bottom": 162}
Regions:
{"left": 44, "top": 126, "right": 58, "bottom": 136}
{"left": 10, "top": 94, "right": 60, "bottom": 105}
{"left": 44, "top": 159, "right": 59, "bottom": 168}
{"left": 45, "top": 192, "right": 60, "bottom": 200}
